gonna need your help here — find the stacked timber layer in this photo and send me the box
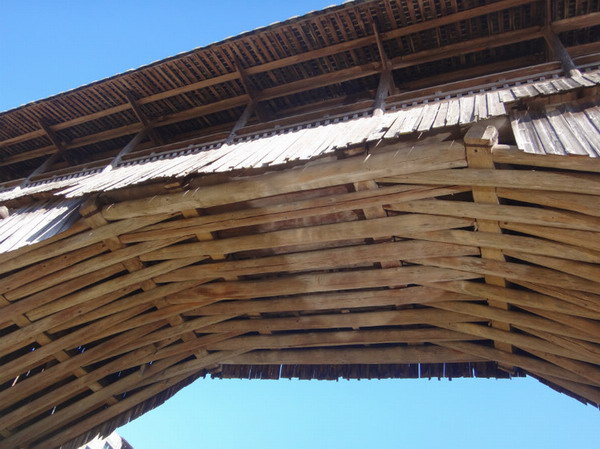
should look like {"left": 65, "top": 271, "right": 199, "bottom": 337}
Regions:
{"left": 1, "top": 126, "right": 600, "bottom": 448}
{"left": 1, "top": 0, "right": 600, "bottom": 447}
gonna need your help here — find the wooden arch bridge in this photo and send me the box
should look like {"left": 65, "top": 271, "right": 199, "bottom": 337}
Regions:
{"left": 0, "top": 0, "right": 599, "bottom": 447}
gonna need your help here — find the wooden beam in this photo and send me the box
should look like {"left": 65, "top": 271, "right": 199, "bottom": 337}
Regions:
{"left": 372, "top": 23, "right": 394, "bottom": 115}
{"left": 1, "top": 4, "right": 595, "bottom": 163}
{"left": 410, "top": 256, "right": 600, "bottom": 295}
{"left": 101, "top": 140, "right": 466, "bottom": 220}
{"left": 427, "top": 280, "right": 600, "bottom": 318}
{"left": 0, "top": 213, "right": 171, "bottom": 275}
{"left": 0, "top": 24, "right": 550, "bottom": 166}
{"left": 226, "top": 102, "right": 255, "bottom": 144}
{"left": 543, "top": 29, "right": 581, "bottom": 77}
{"left": 102, "top": 128, "right": 149, "bottom": 172}
{"left": 183, "top": 286, "right": 475, "bottom": 316}
{"left": 153, "top": 240, "right": 477, "bottom": 282}
{"left": 387, "top": 200, "right": 600, "bottom": 232}
{"left": 139, "top": 214, "right": 473, "bottom": 262}
{"left": 168, "top": 266, "right": 480, "bottom": 305}
{"left": 220, "top": 346, "right": 485, "bottom": 365}
{"left": 120, "top": 185, "right": 469, "bottom": 244}
{"left": 439, "top": 341, "right": 596, "bottom": 385}
{"left": 551, "top": 12, "right": 600, "bottom": 33}
{"left": 208, "top": 328, "right": 479, "bottom": 351}
{"left": 491, "top": 145, "right": 600, "bottom": 173}
{"left": 378, "top": 168, "right": 600, "bottom": 196}
{"left": 124, "top": 91, "right": 163, "bottom": 145}
{"left": 463, "top": 124, "right": 512, "bottom": 354}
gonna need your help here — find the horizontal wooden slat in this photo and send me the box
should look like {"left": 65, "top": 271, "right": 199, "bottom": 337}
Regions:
{"left": 379, "top": 168, "right": 600, "bottom": 195}
{"left": 221, "top": 346, "right": 485, "bottom": 365}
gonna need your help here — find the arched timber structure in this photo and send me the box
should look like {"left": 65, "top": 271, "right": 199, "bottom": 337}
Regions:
{"left": 1, "top": 0, "right": 600, "bottom": 447}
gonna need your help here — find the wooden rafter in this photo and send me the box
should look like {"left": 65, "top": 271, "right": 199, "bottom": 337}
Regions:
{"left": 0, "top": 15, "right": 589, "bottom": 158}
{"left": 1, "top": 135, "right": 600, "bottom": 448}
{"left": 372, "top": 24, "right": 394, "bottom": 115}
{"left": 3, "top": 2, "right": 597, "bottom": 165}
{"left": 0, "top": 25, "right": 552, "bottom": 168}
{"left": 124, "top": 91, "right": 163, "bottom": 146}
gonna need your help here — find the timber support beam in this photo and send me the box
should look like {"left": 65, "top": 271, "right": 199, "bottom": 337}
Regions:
{"left": 464, "top": 124, "right": 514, "bottom": 358}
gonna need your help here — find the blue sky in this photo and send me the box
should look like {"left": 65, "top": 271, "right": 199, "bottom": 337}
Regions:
{"left": 1, "top": 1, "right": 599, "bottom": 448}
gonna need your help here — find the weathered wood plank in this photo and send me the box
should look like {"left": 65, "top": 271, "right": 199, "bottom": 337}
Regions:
{"left": 168, "top": 265, "right": 481, "bottom": 305}
{"left": 387, "top": 200, "right": 600, "bottom": 231}
{"left": 496, "top": 188, "right": 600, "bottom": 217}
{"left": 379, "top": 168, "right": 600, "bottom": 195}
{"left": 411, "top": 256, "right": 600, "bottom": 294}
{"left": 491, "top": 146, "right": 600, "bottom": 172}
{"left": 406, "top": 229, "right": 600, "bottom": 263}
{"left": 155, "top": 240, "right": 478, "bottom": 283}
{"left": 208, "top": 328, "right": 478, "bottom": 350}
{"left": 102, "top": 142, "right": 467, "bottom": 220}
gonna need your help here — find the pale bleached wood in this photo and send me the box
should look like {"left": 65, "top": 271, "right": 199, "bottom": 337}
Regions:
{"left": 27, "top": 256, "right": 204, "bottom": 321}
{"left": 515, "top": 281, "right": 600, "bottom": 315}
{"left": 120, "top": 185, "right": 469, "bottom": 243}
{"left": 219, "top": 346, "right": 485, "bottom": 365}
{"left": 0, "top": 242, "right": 107, "bottom": 296}
{"left": 184, "top": 286, "right": 472, "bottom": 316}
{"left": 0, "top": 213, "right": 172, "bottom": 275}
{"left": 431, "top": 301, "right": 600, "bottom": 342}
{"left": 26, "top": 370, "right": 206, "bottom": 449}
{"left": 5, "top": 238, "right": 183, "bottom": 301}
{"left": 168, "top": 265, "right": 481, "bottom": 305}
{"left": 208, "top": 328, "right": 481, "bottom": 351}
{"left": 525, "top": 349, "right": 600, "bottom": 388}
{"left": 155, "top": 239, "right": 478, "bottom": 283}
{"left": 49, "top": 280, "right": 201, "bottom": 333}
{"left": 0, "top": 344, "right": 157, "bottom": 432}
{"left": 140, "top": 214, "right": 474, "bottom": 261}
{"left": 0, "top": 304, "right": 152, "bottom": 385}
{"left": 131, "top": 332, "right": 243, "bottom": 366}
{"left": 406, "top": 229, "right": 600, "bottom": 263}
{"left": 516, "top": 327, "right": 600, "bottom": 369}
{"left": 491, "top": 146, "right": 600, "bottom": 172}
{"left": 520, "top": 307, "right": 600, "bottom": 340}
{"left": 101, "top": 141, "right": 467, "bottom": 220}
{"left": 0, "top": 322, "right": 162, "bottom": 410}
{"left": 537, "top": 374, "right": 600, "bottom": 405}
{"left": 387, "top": 200, "right": 600, "bottom": 231}
{"left": 1, "top": 351, "right": 202, "bottom": 449}
{"left": 504, "top": 250, "right": 600, "bottom": 283}
{"left": 98, "top": 314, "right": 238, "bottom": 358}
{"left": 185, "top": 309, "right": 477, "bottom": 334}
{"left": 410, "top": 256, "right": 600, "bottom": 294}
{"left": 496, "top": 188, "right": 600, "bottom": 217}
{"left": 499, "top": 222, "right": 600, "bottom": 252}
{"left": 428, "top": 280, "right": 600, "bottom": 318}
{"left": 379, "top": 168, "right": 600, "bottom": 195}
{"left": 2, "top": 263, "right": 125, "bottom": 327}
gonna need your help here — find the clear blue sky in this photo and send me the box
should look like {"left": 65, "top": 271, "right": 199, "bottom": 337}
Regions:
{"left": 1, "top": 1, "right": 598, "bottom": 448}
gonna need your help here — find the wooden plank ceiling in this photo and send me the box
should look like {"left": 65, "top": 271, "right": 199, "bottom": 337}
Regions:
{"left": 1, "top": 126, "right": 600, "bottom": 448}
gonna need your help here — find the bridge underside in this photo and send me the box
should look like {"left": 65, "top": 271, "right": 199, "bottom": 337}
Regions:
{"left": 0, "top": 126, "right": 599, "bottom": 448}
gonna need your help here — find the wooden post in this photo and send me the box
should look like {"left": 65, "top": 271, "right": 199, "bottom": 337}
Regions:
{"left": 464, "top": 124, "right": 514, "bottom": 357}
